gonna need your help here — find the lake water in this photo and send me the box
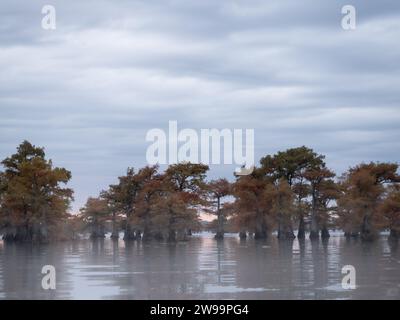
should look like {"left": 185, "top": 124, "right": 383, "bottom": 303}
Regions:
{"left": 0, "top": 233, "right": 399, "bottom": 300}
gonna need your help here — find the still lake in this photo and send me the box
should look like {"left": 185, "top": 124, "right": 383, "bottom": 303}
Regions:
{"left": 0, "top": 232, "right": 399, "bottom": 300}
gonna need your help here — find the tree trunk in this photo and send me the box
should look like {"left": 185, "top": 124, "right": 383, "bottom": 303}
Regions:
{"left": 309, "top": 221, "right": 319, "bottom": 240}
{"left": 33, "top": 222, "right": 49, "bottom": 243}
{"left": 2, "top": 226, "right": 16, "bottom": 242}
{"left": 389, "top": 229, "right": 399, "bottom": 241}
{"left": 297, "top": 215, "right": 305, "bottom": 239}
{"left": 2, "top": 233, "right": 15, "bottom": 241}
{"left": 177, "top": 229, "right": 188, "bottom": 241}
{"left": 168, "top": 229, "right": 176, "bottom": 242}
{"left": 254, "top": 210, "right": 268, "bottom": 239}
{"left": 345, "top": 231, "right": 359, "bottom": 238}
{"left": 361, "top": 214, "right": 376, "bottom": 241}
{"left": 110, "top": 232, "right": 119, "bottom": 240}
{"left": 124, "top": 223, "right": 136, "bottom": 240}
{"left": 15, "top": 224, "right": 32, "bottom": 242}
{"left": 91, "top": 223, "right": 105, "bottom": 239}
{"left": 254, "top": 228, "right": 267, "bottom": 239}
{"left": 278, "top": 228, "right": 296, "bottom": 240}
{"left": 309, "top": 187, "right": 319, "bottom": 240}
{"left": 215, "top": 198, "right": 224, "bottom": 240}
{"left": 239, "top": 230, "right": 247, "bottom": 239}
{"left": 277, "top": 215, "right": 295, "bottom": 240}
{"left": 321, "top": 225, "right": 330, "bottom": 239}
{"left": 141, "top": 210, "right": 152, "bottom": 241}
{"left": 154, "top": 231, "right": 164, "bottom": 241}
{"left": 344, "top": 223, "right": 359, "bottom": 238}
{"left": 142, "top": 223, "right": 153, "bottom": 241}
{"left": 214, "top": 231, "right": 224, "bottom": 240}
{"left": 110, "top": 212, "right": 119, "bottom": 240}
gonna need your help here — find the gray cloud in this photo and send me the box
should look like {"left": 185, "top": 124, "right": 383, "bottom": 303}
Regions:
{"left": 0, "top": 0, "right": 399, "bottom": 210}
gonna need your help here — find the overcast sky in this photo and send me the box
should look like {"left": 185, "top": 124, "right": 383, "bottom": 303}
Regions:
{"left": 1, "top": 0, "right": 399, "bottom": 211}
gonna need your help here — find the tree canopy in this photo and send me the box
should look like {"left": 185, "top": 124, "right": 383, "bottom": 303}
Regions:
{"left": 1, "top": 141, "right": 399, "bottom": 243}
{"left": 0, "top": 141, "right": 73, "bottom": 242}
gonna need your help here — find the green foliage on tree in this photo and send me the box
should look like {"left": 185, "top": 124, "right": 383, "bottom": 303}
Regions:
{"left": 0, "top": 141, "right": 73, "bottom": 243}
{"left": 1, "top": 141, "right": 398, "bottom": 244}
{"left": 95, "top": 163, "right": 209, "bottom": 242}
{"left": 337, "top": 162, "right": 400, "bottom": 241}
{"left": 204, "top": 179, "right": 231, "bottom": 240}
{"left": 80, "top": 197, "right": 110, "bottom": 239}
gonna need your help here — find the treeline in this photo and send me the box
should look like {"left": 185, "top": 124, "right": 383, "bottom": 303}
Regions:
{"left": 0, "top": 141, "right": 399, "bottom": 243}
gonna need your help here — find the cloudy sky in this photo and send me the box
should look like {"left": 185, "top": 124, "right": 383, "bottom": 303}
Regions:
{"left": 1, "top": 0, "right": 399, "bottom": 211}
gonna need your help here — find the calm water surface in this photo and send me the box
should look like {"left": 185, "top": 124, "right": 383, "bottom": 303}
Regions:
{"left": 0, "top": 233, "right": 399, "bottom": 299}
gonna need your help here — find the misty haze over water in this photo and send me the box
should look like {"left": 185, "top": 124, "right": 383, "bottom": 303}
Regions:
{"left": 0, "top": 233, "right": 399, "bottom": 300}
